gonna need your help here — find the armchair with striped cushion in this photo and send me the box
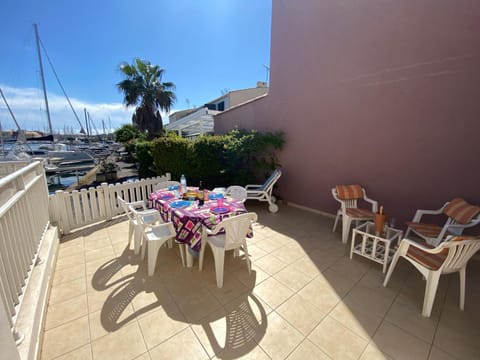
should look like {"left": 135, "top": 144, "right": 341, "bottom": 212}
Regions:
{"left": 405, "top": 198, "right": 480, "bottom": 246}
{"left": 332, "top": 185, "right": 378, "bottom": 244}
{"left": 383, "top": 236, "right": 480, "bottom": 317}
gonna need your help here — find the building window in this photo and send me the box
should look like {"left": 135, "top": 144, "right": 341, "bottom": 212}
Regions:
{"left": 217, "top": 101, "right": 225, "bottom": 111}
{"left": 205, "top": 103, "right": 216, "bottom": 110}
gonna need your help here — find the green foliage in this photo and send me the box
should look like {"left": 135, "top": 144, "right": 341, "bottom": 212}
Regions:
{"left": 135, "top": 141, "right": 155, "bottom": 178}
{"left": 114, "top": 124, "right": 146, "bottom": 143}
{"left": 143, "top": 129, "right": 285, "bottom": 188}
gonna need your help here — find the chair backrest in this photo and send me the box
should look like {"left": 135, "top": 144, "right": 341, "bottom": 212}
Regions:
{"left": 443, "top": 198, "right": 480, "bottom": 225}
{"left": 117, "top": 196, "right": 135, "bottom": 221}
{"left": 225, "top": 186, "right": 247, "bottom": 202}
{"left": 331, "top": 186, "right": 362, "bottom": 209}
{"left": 335, "top": 185, "right": 364, "bottom": 200}
{"left": 216, "top": 212, "right": 257, "bottom": 250}
{"left": 153, "top": 181, "right": 181, "bottom": 192}
{"left": 439, "top": 238, "right": 480, "bottom": 273}
{"left": 260, "top": 169, "right": 282, "bottom": 191}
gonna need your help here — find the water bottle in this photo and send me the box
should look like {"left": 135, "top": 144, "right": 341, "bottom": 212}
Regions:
{"left": 180, "top": 174, "right": 187, "bottom": 194}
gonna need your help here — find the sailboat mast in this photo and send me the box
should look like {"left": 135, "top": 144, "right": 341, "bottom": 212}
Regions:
{"left": 34, "top": 23, "right": 53, "bottom": 137}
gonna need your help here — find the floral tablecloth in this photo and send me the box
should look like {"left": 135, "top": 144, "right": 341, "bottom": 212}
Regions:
{"left": 149, "top": 189, "right": 248, "bottom": 251}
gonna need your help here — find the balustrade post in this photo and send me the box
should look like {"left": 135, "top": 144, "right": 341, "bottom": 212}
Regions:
{"left": 56, "top": 190, "right": 70, "bottom": 234}
{"left": 101, "top": 183, "right": 112, "bottom": 220}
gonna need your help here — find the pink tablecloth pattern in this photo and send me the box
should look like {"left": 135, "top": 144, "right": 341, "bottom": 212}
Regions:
{"left": 149, "top": 189, "right": 248, "bottom": 251}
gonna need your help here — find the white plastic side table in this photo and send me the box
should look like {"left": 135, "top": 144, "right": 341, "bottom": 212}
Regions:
{"left": 350, "top": 221, "right": 403, "bottom": 273}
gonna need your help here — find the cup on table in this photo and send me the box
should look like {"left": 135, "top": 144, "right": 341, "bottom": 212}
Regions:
{"left": 217, "top": 197, "right": 224, "bottom": 207}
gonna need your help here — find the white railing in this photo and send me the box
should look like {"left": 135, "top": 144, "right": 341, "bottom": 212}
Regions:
{"left": 0, "top": 161, "right": 31, "bottom": 179}
{"left": 0, "top": 161, "right": 50, "bottom": 332}
{"left": 49, "top": 174, "right": 170, "bottom": 234}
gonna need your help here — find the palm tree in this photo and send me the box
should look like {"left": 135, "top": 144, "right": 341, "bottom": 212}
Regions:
{"left": 117, "top": 59, "right": 176, "bottom": 137}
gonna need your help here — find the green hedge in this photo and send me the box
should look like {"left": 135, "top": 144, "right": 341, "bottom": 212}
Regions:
{"left": 139, "top": 130, "right": 285, "bottom": 188}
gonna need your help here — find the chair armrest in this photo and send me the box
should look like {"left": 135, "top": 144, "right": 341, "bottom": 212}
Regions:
{"left": 245, "top": 184, "right": 262, "bottom": 190}
{"left": 448, "top": 217, "right": 480, "bottom": 231}
{"left": 331, "top": 188, "right": 343, "bottom": 205}
{"left": 398, "top": 238, "right": 447, "bottom": 254}
{"left": 411, "top": 203, "right": 447, "bottom": 222}
{"left": 363, "top": 196, "right": 378, "bottom": 213}
{"left": 130, "top": 200, "right": 148, "bottom": 210}
{"left": 150, "top": 222, "right": 176, "bottom": 235}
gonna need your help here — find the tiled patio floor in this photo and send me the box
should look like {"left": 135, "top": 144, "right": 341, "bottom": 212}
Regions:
{"left": 41, "top": 203, "right": 480, "bottom": 359}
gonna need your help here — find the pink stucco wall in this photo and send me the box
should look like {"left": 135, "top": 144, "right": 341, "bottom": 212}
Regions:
{"left": 215, "top": 0, "right": 480, "bottom": 227}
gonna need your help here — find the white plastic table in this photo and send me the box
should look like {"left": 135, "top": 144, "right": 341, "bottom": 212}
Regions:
{"left": 350, "top": 221, "right": 403, "bottom": 273}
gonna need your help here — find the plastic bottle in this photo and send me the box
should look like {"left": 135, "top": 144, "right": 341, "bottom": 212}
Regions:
{"left": 198, "top": 181, "right": 204, "bottom": 206}
{"left": 180, "top": 174, "right": 187, "bottom": 194}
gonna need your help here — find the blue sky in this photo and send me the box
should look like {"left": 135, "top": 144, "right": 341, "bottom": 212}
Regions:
{"left": 0, "top": 0, "right": 271, "bottom": 133}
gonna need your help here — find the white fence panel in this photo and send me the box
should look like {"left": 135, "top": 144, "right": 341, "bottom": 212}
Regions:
{"left": 49, "top": 174, "right": 170, "bottom": 234}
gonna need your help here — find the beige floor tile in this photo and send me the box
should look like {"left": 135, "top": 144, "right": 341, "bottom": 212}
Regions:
{"left": 45, "top": 295, "right": 88, "bottom": 330}
{"left": 254, "top": 254, "right": 288, "bottom": 275}
{"left": 290, "top": 256, "right": 323, "bottom": 278}
{"left": 148, "top": 327, "right": 209, "bottom": 359}
{"left": 49, "top": 277, "right": 87, "bottom": 305}
{"left": 52, "top": 344, "right": 92, "bottom": 360}
{"left": 286, "top": 339, "right": 330, "bottom": 360}
{"left": 316, "top": 268, "right": 358, "bottom": 297}
{"left": 385, "top": 298, "right": 439, "bottom": 343}
{"left": 58, "top": 243, "right": 85, "bottom": 258}
{"left": 130, "top": 282, "right": 174, "bottom": 316}
{"left": 56, "top": 252, "right": 86, "bottom": 270}
{"left": 176, "top": 288, "right": 223, "bottom": 323}
{"left": 246, "top": 244, "right": 269, "bottom": 260}
{"left": 254, "top": 238, "right": 286, "bottom": 253}
{"left": 91, "top": 322, "right": 147, "bottom": 360}
{"left": 53, "top": 263, "right": 86, "bottom": 286}
{"left": 434, "top": 307, "right": 480, "bottom": 360}
{"left": 257, "top": 311, "right": 304, "bottom": 359}
{"left": 271, "top": 244, "right": 306, "bottom": 264}
{"left": 254, "top": 277, "right": 294, "bottom": 309}
{"left": 372, "top": 321, "right": 431, "bottom": 360}
{"left": 329, "top": 301, "right": 383, "bottom": 340}
{"left": 137, "top": 302, "right": 188, "bottom": 349}
{"left": 88, "top": 303, "right": 137, "bottom": 341}
{"left": 213, "top": 345, "right": 271, "bottom": 359}
{"left": 274, "top": 265, "right": 314, "bottom": 292}
{"left": 308, "top": 315, "right": 368, "bottom": 360}
{"left": 207, "top": 275, "right": 249, "bottom": 305}
{"left": 41, "top": 316, "right": 90, "bottom": 359}
{"left": 85, "top": 246, "right": 116, "bottom": 263}
{"left": 359, "top": 343, "right": 392, "bottom": 360}
{"left": 133, "top": 353, "right": 151, "bottom": 360}
{"left": 297, "top": 278, "right": 342, "bottom": 314}
{"left": 234, "top": 266, "right": 270, "bottom": 288}
{"left": 428, "top": 347, "right": 456, "bottom": 360}
{"left": 277, "top": 294, "right": 327, "bottom": 336}
{"left": 190, "top": 308, "right": 229, "bottom": 358}
{"left": 342, "top": 283, "right": 396, "bottom": 318}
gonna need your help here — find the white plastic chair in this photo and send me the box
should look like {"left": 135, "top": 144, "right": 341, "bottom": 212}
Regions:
{"left": 383, "top": 236, "right": 480, "bottom": 317}
{"left": 225, "top": 185, "right": 247, "bottom": 203}
{"left": 331, "top": 185, "right": 378, "bottom": 244}
{"left": 137, "top": 212, "right": 177, "bottom": 276}
{"left": 199, "top": 212, "right": 258, "bottom": 288}
{"left": 117, "top": 196, "right": 161, "bottom": 254}
{"left": 405, "top": 198, "right": 480, "bottom": 246}
{"left": 152, "top": 180, "right": 181, "bottom": 192}
{"left": 245, "top": 169, "right": 281, "bottom": 213}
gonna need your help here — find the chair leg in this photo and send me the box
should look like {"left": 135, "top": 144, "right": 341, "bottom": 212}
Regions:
{"left": 178, "top": 243, "right": 186, "bottom": 267}
{"left": 342, "top": 215, "right": 352, "bottom": 244}
{"left": 212, "top": 247, "right": 226, "bottom": 288}
{"left": 242, "top": 242, "right": 251, "bottom": 274}
{"left": 148, "top": 240, "right": 163, "bottom": 276}
{"left": 333, "top": 210, "right": 341, "bottom": 232}
{"left": 199, "top": 241, "right": 207, "bottom": 271}
{"left": 134, "top": 225, "right": 142, "bottom": 255}
{"left": 383, "top": 250, "right": 401, "bottom": 287}
{"left": 459, "top": 267, "right": 466, "bottom": 311}
{"left": 128, "top": 221, "right": 134, "bottom": 246}
{"left": 422, "top": 271, "right": 441, "bottom": 317}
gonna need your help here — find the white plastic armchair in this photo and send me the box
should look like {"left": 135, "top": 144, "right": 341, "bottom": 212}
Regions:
{"left": 199, "top": 212, "right": 257, "bottom": 288}
{"left": 136, "top": 212, "right": 176, "bottom": 276}
{"left": 225, "top": 185, "right": 247, "bottom": 202}
{"left": 331, "top": 185, "right": 378, "bottom": 244}
{"left": 153, "top": 180, "right": 181, "bottom": 192}
{"left": 117, "top": 196, "right": 161, "bottom": 254}
{"left": 245, "top": 169, "right": 281, "bottom": 213}
{"left": 405, "top": 198, "right": 480, "bottom": 246}
{"left": 383, "top": 236, "right": 480, "bottom": 317}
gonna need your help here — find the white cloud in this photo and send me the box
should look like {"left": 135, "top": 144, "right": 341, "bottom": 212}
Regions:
{"left": 0, "top": 84, "right": 174, "bottom": 134}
